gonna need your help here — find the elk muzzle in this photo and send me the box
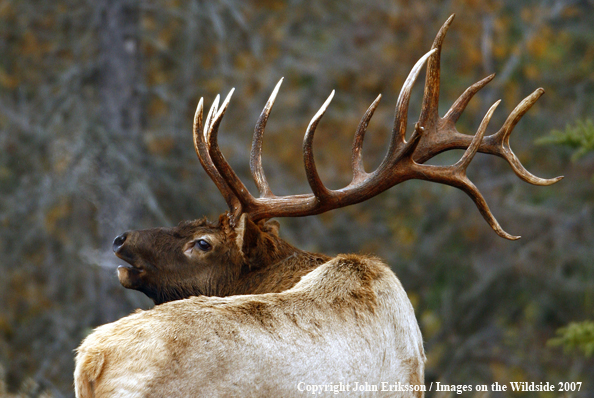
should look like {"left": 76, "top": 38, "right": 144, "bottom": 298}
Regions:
{"left": 113, "top": 231, "right": 148, "bottom": 290}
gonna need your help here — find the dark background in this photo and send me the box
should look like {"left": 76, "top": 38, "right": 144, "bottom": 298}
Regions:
{"left": 1, "top": 0, "right": 593, "bottom": 396}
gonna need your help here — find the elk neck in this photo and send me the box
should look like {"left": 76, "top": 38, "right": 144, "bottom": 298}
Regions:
{"left": 234, "top": 237, "right": 331, "bottom": 296}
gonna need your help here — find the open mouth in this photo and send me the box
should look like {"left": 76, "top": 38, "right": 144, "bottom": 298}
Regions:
{"left": 115, "top": 251, "right": 145, "bottom": 273}
{"left": 117, "top": 263, "right": 144, "bottom": 273}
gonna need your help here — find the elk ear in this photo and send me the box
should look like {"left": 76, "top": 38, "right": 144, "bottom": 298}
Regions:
{"left": 234, "top": 213, "right": 265, "bottom": 255}
{"left": 234, "top": 214, "right": 279, "bottom": 267}
{"left": 234, "top": 213, "right": 249, "bottom": 252}
{"left": 262, "top": 219, "right": 280, "bottom": 237}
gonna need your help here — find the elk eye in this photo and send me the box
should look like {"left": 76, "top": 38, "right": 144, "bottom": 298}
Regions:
{"left": 194, "top": 239, "right": 211, "bottom": 252}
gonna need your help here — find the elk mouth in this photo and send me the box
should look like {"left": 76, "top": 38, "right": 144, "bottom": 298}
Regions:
{"left": 115, "top": 252, "right": 151, "bottom": 290}
{"left": 117, "top": 263, "right": 144, "bottom": 274}
{"left": 114, "top": 251, "right": 146, "bottom": 274}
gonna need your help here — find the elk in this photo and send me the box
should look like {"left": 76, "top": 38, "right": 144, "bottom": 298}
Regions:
{"left": 75, "top": 16, "right": 561, "bottom": 398}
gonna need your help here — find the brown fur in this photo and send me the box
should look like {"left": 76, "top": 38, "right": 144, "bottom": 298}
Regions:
{"left": 114, "top": 214, "right": 328, "bottom": 304}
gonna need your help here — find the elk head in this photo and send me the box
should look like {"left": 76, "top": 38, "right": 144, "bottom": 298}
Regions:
{"left": 114, "top": 15, "right": 562, "bottom": 303}
{"left": 113, "top": 214, "right": 306, "bottom": 304}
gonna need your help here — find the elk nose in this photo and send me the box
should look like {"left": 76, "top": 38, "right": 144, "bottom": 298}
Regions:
{"left": 113, "top": 233, "right": 128, "bottom": 253}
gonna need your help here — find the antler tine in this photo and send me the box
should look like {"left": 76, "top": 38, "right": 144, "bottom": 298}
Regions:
{"left": 455, "top": 100, "right": 501, "bottom": 171}
{"left": 213, "top": 89, "right": 235, "bottom": 126}
{"left": 205, "top": 89, "right": 259, "bottom": 221}
{"left": 351, "top": 94, "right": 382, "bottom": 183}
{"left": 303, "top": 90, "right": 335, "bottom": 200}
{"left": 251, "top": 78, "right": 284, "bottom": 198}
{"left": 413, "top": 15, "right": 495, "bottom": 164}
{"left": 453, "top": 178, "right": 520, "bottom": 240}
{"left": 204, "top": 94, "right": 220, "bottom": 145}
{"left": 383, "top": 49, "right": 437, "bottom": 168}
{"left": 452, "top": 100, "right": 520, "bottom": 240}
{"left": 193, "top": 97, "right": 243, "bottom": 214}
{"left": 414, "top": 100, "right": 520, "bottom": 240}
{"left": 443, "top": 74, "right": 495, "bottom": 124}
{"left": 193, "top": 97, "right": 204, "bottom": 140}
{"left": 419, "top": 14, "right": 455, "bottom": 128}
{"left": 486, "top": 88, "right": 564, "bottom": 186}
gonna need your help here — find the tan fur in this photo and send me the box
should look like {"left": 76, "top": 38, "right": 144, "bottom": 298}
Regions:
{"left": 75, "top": 254, "right": 424, "bottom": 397}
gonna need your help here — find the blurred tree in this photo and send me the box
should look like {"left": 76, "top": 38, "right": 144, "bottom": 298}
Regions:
{"left": 0, "top": 0, "right": 593, "bottom": 396}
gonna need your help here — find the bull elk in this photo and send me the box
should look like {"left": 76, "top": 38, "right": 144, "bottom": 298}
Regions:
{"left": 75, "top": 16, "right": 561, "bottom": 398}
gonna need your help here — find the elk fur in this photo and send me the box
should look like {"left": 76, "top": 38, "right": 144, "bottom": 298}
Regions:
{"left": 75, "top": 253, "right": 424, "bottom": 397}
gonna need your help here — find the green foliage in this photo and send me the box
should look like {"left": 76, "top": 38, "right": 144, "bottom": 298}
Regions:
{"left": 548, "top": 321, "right": 594, "bottom": 358}
{"left": 537, "top": 119, "right": 594, "bottom": 161}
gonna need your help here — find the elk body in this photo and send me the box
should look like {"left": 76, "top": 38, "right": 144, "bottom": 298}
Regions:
{"left": 75, "top": 16, "right": 561, "bottom": 398}
{"left": 76, "top": 252, "right": 424, "bottom": 397}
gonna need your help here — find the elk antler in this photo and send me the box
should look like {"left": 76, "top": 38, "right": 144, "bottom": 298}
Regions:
{"left": 193, "top": 15, "right": 562, "bottom": 240}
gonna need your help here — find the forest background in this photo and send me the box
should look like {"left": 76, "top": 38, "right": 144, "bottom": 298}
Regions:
{"left": 1, "top": 0, "right": 593, "bottom": 397}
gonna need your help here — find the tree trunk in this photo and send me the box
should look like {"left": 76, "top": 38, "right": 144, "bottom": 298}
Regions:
{"left": 99, "top": 0, "right": 141, "bottom": 139}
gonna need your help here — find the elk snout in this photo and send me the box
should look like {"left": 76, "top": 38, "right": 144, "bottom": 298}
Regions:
{"left": 113, "top": 232, "right": 128, "bottom": 253}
